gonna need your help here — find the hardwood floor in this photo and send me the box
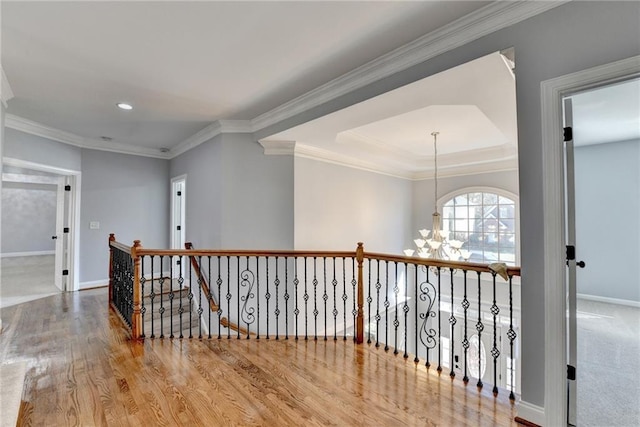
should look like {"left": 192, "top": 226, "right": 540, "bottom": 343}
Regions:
{"left": 0, "top": 288, "right": 518, "bottom": 426}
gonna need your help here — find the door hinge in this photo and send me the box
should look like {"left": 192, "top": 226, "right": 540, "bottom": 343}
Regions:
{"left": 176, "top": 259, "right": 181, "bottom": 265}
{"left": 64, "top": 185, "right": 71, "bottom": 191}
{"left": 62, "top": 269, "right": 69, "bottom": 276}
{"left": 177, "top": 191, "right": 182, "bottom": 196}
{"left": 176, "top": 225, "right": 181, "bottom": 231}
{"left": 566, "top": 245, "right": 576, "bottom": 261}
{"left": 63, "top": 227, "right": 70, "bottom": 233}
{"left": 563, "top": 126, "right": 573, "bottom": 142}
{"left": 568, "top": 364, "right": 576, "bottom": 381}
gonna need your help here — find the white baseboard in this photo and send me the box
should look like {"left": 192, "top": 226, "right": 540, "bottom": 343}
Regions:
{"left": 517, "top": 400, "right": 545, "bottom": 426}
{"left": 1, "top": 250, "right": 55, "bottom": 258}
{"left": 80, "top": 279, "right": 108, "bottom": 290}
{"left": 578, "top": 293, "right": 640, "bottom": 308}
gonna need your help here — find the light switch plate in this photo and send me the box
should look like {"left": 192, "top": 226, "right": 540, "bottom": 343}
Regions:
{"left": 89, "top": 221, "right": 100, "bottom": 230}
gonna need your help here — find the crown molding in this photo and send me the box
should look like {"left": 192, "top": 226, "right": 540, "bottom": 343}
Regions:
{"left": 250, "top": 0, "right": 568, "bottom": 133}
{"left": 5, "top": 115, "right": 171, "bottom": 159}
{"left": 258, "top": 140, "right": 296, "bottom": 155}
{"left": 169, "top": 119, "right": 252, "bottom": 158}
{"left": 1, "top": 67, "right": 15, "bottom": 108}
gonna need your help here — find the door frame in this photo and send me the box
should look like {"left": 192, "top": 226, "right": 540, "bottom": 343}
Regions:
{"left": 170, "top": 175, "right": 187, "bottom": 278}
{"left": 3, "top": 157, "right": 81, "bottom": 291}
{"left": 540, "top": 55, "right": 640, "bottom": 426}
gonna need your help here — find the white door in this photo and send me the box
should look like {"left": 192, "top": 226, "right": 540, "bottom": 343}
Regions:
{"left": 171, "top": 176, "right": 186, "bottom": 278}
{"left": 54, "top": 177, "right": 65, "bottom": 291}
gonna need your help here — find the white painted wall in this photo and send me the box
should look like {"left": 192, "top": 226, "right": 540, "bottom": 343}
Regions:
{"left": 295, "top": 157, "right": 412, "bottom": 253}
{"left": 575, "top": 139, "right": 640, "bottom": 303}
{"left": 1, "top": 182, "right": 57, "bottom": 254}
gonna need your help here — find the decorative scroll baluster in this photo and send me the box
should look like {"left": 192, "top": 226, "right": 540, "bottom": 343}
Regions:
{"left": 419, "top": 267, "right": 437, "bottom": 368}
{"left": 491, "top": 272, "right": 500, "bottom": 396}
{"left": 332, "top": 257, "right": 338, "bottom": 341}
{"left": 384, "top": 261, "right": 389, "bottom": 352}
{"left": 393, "top": 262, "right": 399, "bottom": 355}
{"left": 313, "top": 257, "right": 318, "bottom": 340}
{"left": 437, "top": 267, "right": 442, "bottom": 373}
{"left": 449, "top": 268, "right": 456, "bottom": 379}
{"left": 461, "top": 270, "right": 470, "bottom": 384}
{"left": 342, "top": 257, "right": 347, "bottom": 341}
{"left": 240, "top": 256, "right": 256, "bottom": 339}
{"left": 275, "top": 257, "right": 280, "bottom": 340}
{"left": 508, "top": 274, "right": 517, "bottom": 401}
{"left": 476, "top": 271, "right": 483, "bottom": 389}
{"left": 403, "top": 262, "right": 409, "bottom": 359}
{"left": 375, "top": 260, "right": 381, "bottom": 348}
{"left": 322, "top": 257, "right": 328, "bottom": 341}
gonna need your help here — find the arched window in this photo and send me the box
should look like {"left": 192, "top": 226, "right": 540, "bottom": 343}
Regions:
{"left": 441, "top": 189, "right": 518, "bottom": 265}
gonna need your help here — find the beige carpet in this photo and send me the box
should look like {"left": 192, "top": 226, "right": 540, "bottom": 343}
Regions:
{"left": 0, "top": 361, "right": 26, "bottom": 427}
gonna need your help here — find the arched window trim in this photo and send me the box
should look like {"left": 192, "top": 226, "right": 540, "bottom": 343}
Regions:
{"left": 437, "top": 186, "right": 520, "bottom": 265}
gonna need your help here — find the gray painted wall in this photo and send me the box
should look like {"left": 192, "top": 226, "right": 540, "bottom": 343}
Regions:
{"left": 170, "top": 134, "right": 294, "bottom": 250}
{"left": 575, "top": 139, "right": 640, "bottom": 302}
{"left": 295, "top": 157, "right": 412, "bottom": 253}
{"left": 3, "top": 128, "right": 81, "bottom": 171}
{"left": 1, "top": 182, "right": 57, "bottom": 253}
{"left": 255, "top": 1, "right": 640, "bottom": 409}
{"left": 80, "top": 149, "right": 169, "bottom": 284}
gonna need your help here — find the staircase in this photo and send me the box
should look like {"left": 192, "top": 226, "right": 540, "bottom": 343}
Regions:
{"left": 142, "top": 278, "right": 199, "bottom": 338}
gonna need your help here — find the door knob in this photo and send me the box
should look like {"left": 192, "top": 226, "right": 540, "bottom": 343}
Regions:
{"left": 576, "top": 260, "right": 585, "bottom": 268}
{"left": 52, "top": 235, "right": 58, "bottom": 240}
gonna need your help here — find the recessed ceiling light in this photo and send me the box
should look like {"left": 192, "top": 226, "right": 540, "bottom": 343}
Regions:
{"left": 100, "top": 136, "right": 113, "bottom": 142}
{"left": 116, "top": 102, "right": 133, "bottom": 110}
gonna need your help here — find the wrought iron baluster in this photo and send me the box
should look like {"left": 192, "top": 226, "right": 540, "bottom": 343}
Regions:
{"left": 403, "top": 262, "right": 409, "bottom": 359}
{"left": 256, "top": 256, "right": 260, "bottom": 339}
{"left": 294, "top": 257, "right": 300, "bottom": 340}
{"left": 384, "top": 261, "right": 389, "bottom": 351}
{"left": 226, "top": 257, "right": 231, "bottom": 339}
{"left": 284, "top": 257, "right": 290, "bottom": 340}
{"left": 351, "top": 258, "right": 357, "bottom": 343}
{"left": 195, "top": 257, "right": 202, "bottom": 339}
{"left": 414, "top": 264, "right": 419, "bottom": 363}
{"left": 476, "top": 271, "right": 483, "bottom": 389}
{"left": 508, "top": 274, "right": 517, "bottom": 401}
{"left": 207, "top": 256, "right": 212, "bottom": 339}
{"left": 437, "top": 267, "right": 442, "bottom": 373}
{"left": 375, "top": 260, "right": 381, "bottom": 348}
{"left": 449, "top": 268, "right": 456, "bottom": 379}
{"left": 342, "top": 257, "right": 347, "bottom": 341}
{"left": 240, "top": 256, "right": 256, "bottom": 340}
{"left": 304, "top": 258, "right": 309, "bottom": 340}
{"left": 491, "top": 272, "right": 500, "bottom": 396}
{"left": 332, "top": 257, "right": 338, "bottom": 341}
{"left": 313, "top": 257, "right": 318, "bottom": 340}
{"left": 217, "top": 256, "right": 222, "bottom": 339}
{"left": 462, "top": 270, "right": 470, "bottom": 384}
{"left": 393, "top": 262, "right": 399, "bottom": 355}
{"left": 169, "top": 255, "right": 175, "bottom": 339}
{"left": 237, "top": 256, "right": 241, "bottom": 339}
{"left": 159, "top": 257, "right": 165, "bottom": 339}
{"left": 322, "top": 257, "right": 328, "bottom": 341}
{"left": 179, "top": 255, "right": 185, "bottom": 339}
{"left": 419, "top": 266, "right": 437, "bottom": 368}
{"left": 275, "top": 256, "right": 280, "bottom": 340}
{"left": 265, "top": 256, "right": 270, "bottom": 339}
{"left": 140, "top": 256, "right": 146, "bottom": 338}
{"left": 149, "top": 256, "right": 155, "bottom": 339}
{"left": 366, "top": 259, "right": 372, "bottom": 344}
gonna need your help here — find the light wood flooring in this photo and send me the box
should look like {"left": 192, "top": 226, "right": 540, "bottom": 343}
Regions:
{"left": 0, "top": 288, "right": 518, "bottom": 426}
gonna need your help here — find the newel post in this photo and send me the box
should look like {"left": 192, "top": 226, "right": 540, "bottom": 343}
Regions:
{"left": 131, "top": 240, "right": 143, "bottom": 340}
{"left": 356, "top": 242, "right": 365, "bottom": 344}
{"left": 108, "top": 233, "right": 115, "bottom": 308}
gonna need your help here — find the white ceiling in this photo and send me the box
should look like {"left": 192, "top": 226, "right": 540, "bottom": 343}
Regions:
{"left": 1, "top": 0, "right": 490, "bottom": 151}
{"left": 262, "top": 51, "right": 518, "bottom": 179}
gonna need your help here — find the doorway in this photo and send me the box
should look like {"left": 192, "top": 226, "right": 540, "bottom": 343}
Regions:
{"left": 565, "top": 78, "right": 640, "bottom": 426}
{"left": 540, "top": 55, "right": 640, "bottom": 426}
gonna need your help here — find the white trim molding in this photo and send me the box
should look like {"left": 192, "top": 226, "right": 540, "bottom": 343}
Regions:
{"left": 251, "top": 1, "right": 568, "bottom": 132}
{"left": 258, "top": 140, "right": 296, "bottom": 156}
{"left": 79, "top": 279, "right": 109, "bottom": 290}
{"left": 1, "top": 250, "right": 55, "bottom": 258}
{"left": 171, "top": 119, "right": 252, "bottom": 158}
{"left": 517, "top": 401, "right": 545, "bottom": 427}
{"left": 541, "top": 55, "right": 640, "bottom": 427}
{"left": 577, "top": 293, "right": 640, "bottom": 309}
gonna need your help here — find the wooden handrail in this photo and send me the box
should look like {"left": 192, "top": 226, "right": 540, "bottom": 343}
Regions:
{"left": 109, "top": 240, "right": 133, "bottom": 254}
{"left": 185, "top": 242, "right": 218, "bottom": 312}
{"left": 134, "top": 248, "right": 358, "bottom": 258}
{"left": 220, "top": 317, "right": 254, "bottom": 337}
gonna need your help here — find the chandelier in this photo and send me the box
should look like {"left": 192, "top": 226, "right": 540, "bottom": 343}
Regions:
{"left": 404, "top": 132, "right": 470, "bottom": 261}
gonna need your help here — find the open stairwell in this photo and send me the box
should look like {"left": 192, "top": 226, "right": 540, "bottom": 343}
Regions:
{"left": 142, "top": 278, "right": 200, "bottom": 338}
